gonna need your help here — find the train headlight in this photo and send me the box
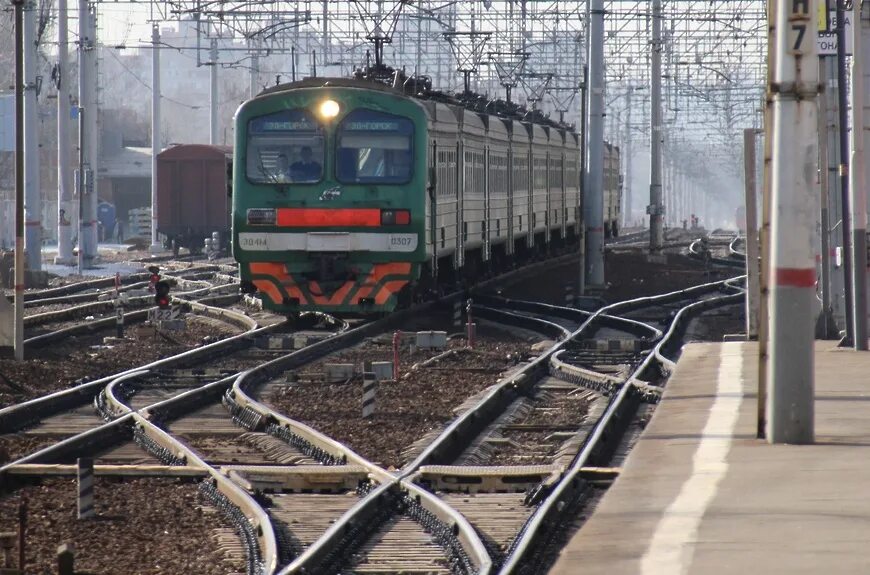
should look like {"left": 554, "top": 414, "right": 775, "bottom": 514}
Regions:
{"left": 247, "top": 208, "right": 276, "bottom": 225}
{"left": 318, "top": 99, "right": 340, "bottom": 119}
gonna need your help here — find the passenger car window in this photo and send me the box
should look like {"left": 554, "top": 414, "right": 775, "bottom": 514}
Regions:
{"left": 247, "top": 109, "right": 324, "bottom": 184}
{"left": 336, "top": 109, "right": 414, "bottom": 184}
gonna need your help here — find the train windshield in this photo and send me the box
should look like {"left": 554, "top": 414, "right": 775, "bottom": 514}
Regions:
{"left": 336, "top": 109, "right": 414, "bottom": 184}
{"left": 247, "top": 109, "right": 324, "bottom": 184}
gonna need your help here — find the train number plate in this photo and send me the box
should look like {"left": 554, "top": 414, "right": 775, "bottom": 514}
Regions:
{"left": 239, "top": 235, "right": 270, "bottom": 250}
{"left": 307, "top": 233, "right": 350, "bottom": 251}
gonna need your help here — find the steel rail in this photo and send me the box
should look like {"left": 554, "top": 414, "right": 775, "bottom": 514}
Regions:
{"left": 729, "top": 235, "right": 746, "bottom": 259}
{"left": 212, "top": 296, "right": 492, "bottom": 575}
{"left": 4, "top": 272, "right": 153, "bottom": 303}
{"left": 0, "top": 308, "right": 275, "bottom": 435}
{"left": 100, "top": 307, "right": 466, "bottom": 575}
{"left": 471, "top": 294, "right": 663, "bottom": 340}
{"left": 23, "top": 285, "right": 255, "bottom": 347}
{"left": 97, "top": 370, "right": 150, "bottom": 420}
{"left": 688, "top": 237, "right": 746, "bottom": 268}
{"left": 294, "top": 275, "right": 741, "bottom": 573}
{"left": 1, "top": 304, "right": 347, "bottom": 573}
{"left": 2, "top": 258, "right": 681, "bottom": 574}
{"left": 496, "top": 276, "right": 745, "bottom": 573}
{"left": 23, "top": 280, "right": 154, "bottom": 308}
{"left": 3, "top": 371, "right": 324, "bottom": 574}
{"left": 130, "top": 410, "right": 277, "bottom": 575}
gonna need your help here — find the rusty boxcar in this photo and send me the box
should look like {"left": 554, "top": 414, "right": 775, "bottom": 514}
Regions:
{"left": 156, "top": 144, "right": 232, "bottom": 253}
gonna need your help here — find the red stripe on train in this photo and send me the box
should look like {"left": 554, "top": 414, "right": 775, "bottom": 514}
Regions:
{"left": 277, "top": 208, "right": 381, "bottom": 227}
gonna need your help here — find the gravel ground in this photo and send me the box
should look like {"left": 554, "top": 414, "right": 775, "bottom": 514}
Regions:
{"left": 0, "top": 315, "right": 241, "bottom": 409}
{"left": 0, "top": 434, "right": 70, "bottom": 464}
{"left": 24, "top": 302, "right": 97, "bottom": 318}
{"left": 268, "top": 335, "right": 533, "bottom": 468}
{"left": 487, "top": 390, "right": 590, "bottom": 465}
{"left": 0, "top": 477, "right": 245, "bottom": 575}
{"left": 25, "top": 311, "right": 119, "bottom": 337}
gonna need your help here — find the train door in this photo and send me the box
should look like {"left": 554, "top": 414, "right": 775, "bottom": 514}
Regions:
{"left": 527, "top": 147, "right": 534, "bottom": 249}
{"left": 561, "top": 151, "right": 567, "bottom": 238}
{"left": 456, "top": 140, "right": 464, "bottom": 269}
{"left": 484, "top": 146, "right": 491, "bottom": 262}
{"left": 506, "top": 144, "right": 514, "bottom": 255}
{"left": 545, "top": 149, "right": 551, "bottom": 247}
{"left": 428, "top": 140, "right": 438, "bottom": 280}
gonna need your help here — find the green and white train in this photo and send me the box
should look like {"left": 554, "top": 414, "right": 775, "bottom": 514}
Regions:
{"left": 232, "top": 77, "right": 621, "bottom": 315}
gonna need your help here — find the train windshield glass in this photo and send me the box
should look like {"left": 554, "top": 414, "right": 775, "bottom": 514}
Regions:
{"left": 336, "top": 109, "right": 414, "bottom": 184}
{"left": 247, "top": 109, "right": 324, "bottom": 184}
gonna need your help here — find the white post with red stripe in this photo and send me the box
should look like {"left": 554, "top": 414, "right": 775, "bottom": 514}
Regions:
{"left": 767, "top": 0, "right": 818, "bottom": 444}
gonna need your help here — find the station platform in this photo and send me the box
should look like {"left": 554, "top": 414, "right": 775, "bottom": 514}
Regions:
{"left": 550, "top": 340, "right": 870, "bottom": 575}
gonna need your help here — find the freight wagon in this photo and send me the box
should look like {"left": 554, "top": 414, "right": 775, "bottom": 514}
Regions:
{"left": 156, "top": 144, "right": 232, "bottom": 254}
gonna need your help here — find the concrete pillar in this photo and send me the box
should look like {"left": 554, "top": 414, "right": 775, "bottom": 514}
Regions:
{"left": 825, "top": 57, "right": 846, "bottom": 329}
{"left": 13, "top": 0, "right": 25, "bottom": 361}
{"left": 86, "top": 5, "right": 98, "bottom": 257}
{"left": 55, "top": 0, "right": 74, "bottom": 265}
{"left": 210, "top": 38, "right": 218, "bottom": 145}
{"left": 623, "top": 88, "right": 633, "bottom": 227}
{"left": 23, "top": 0, "right": 41, "bottom": 271}
{"left": 150, "top": 24, "right": 161, "bottom": 253}
{"left": 851, "top": 0, "right": 870, "bottom": 349}
{"left": 766, "top": 0, "right": 817, "bottom": 444}
{"left": 648, "top": 0, "right": 664, "bottom": 251}
{"left": 584, "top": 0, "right": 605, "bottom": 287}
{"left": 743, "top": 129, "right": 760, "bottom": 339}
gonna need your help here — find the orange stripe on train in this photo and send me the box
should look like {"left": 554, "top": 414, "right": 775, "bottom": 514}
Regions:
{"left": 250, "top": 262, "right": 289, "bottom": 278}
{"left": 250, "top": 262, "right": 308, "bottom": 304}
{"left": 369, "top": 262, "right": 412, "bottom": 281}
{"left": 375, "top": 280, "right": 410, "bottom": 304}
{"left": 252, "top": 279, "right": 286, "bottom": 306}
{"left": 250, "top": 261, "right": 413, "bottom": 307}
{"left": 306, "top": 280, "right": 356, "bottom": 305}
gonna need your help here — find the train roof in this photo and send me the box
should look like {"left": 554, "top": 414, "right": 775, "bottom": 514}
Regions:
{"left": 257, "top": 77, "right": 414, "bottom": 100}
{"left": 158, "top": 144, "right": 233, "bottom": 160}
{"left": 254, "top": 73, "right": 579, "bottom": 137}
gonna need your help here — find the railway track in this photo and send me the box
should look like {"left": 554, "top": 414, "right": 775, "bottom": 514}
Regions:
{"left": 729, "top": 235, "right": 746, "bottom": 259}
{"left": 21, "top": 269, "right": 241, "bottom": 349}
{"left": 0, "top": 299, "right": 342, "bottom": 458}
{"left": 263, "top": 276, "right": 745, "bottom": 575}
{"left": 605, "top": 227, "right": 696, "bottom": 252}
{"left": 688, "top": 234, "right": 745, "bottom": 269}
{"left": 3, "top": 295, "right": 530, "bottom": 573}
{"left": 0, "top": 254, "right": 743, "bottom": 575}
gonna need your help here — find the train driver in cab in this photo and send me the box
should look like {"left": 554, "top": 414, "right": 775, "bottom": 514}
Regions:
{"left": 274, "top": 153, "right": 292, "bottom": 183}
{"left": 290, "top": 146, "right": 322, "bottom": 182}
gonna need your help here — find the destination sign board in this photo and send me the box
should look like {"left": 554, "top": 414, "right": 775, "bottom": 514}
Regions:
{"left": 345, "top": 121, "right": 400, "bottom": 131}
{"left": 818, "top": 10, "right": 853, "bottom": 56}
